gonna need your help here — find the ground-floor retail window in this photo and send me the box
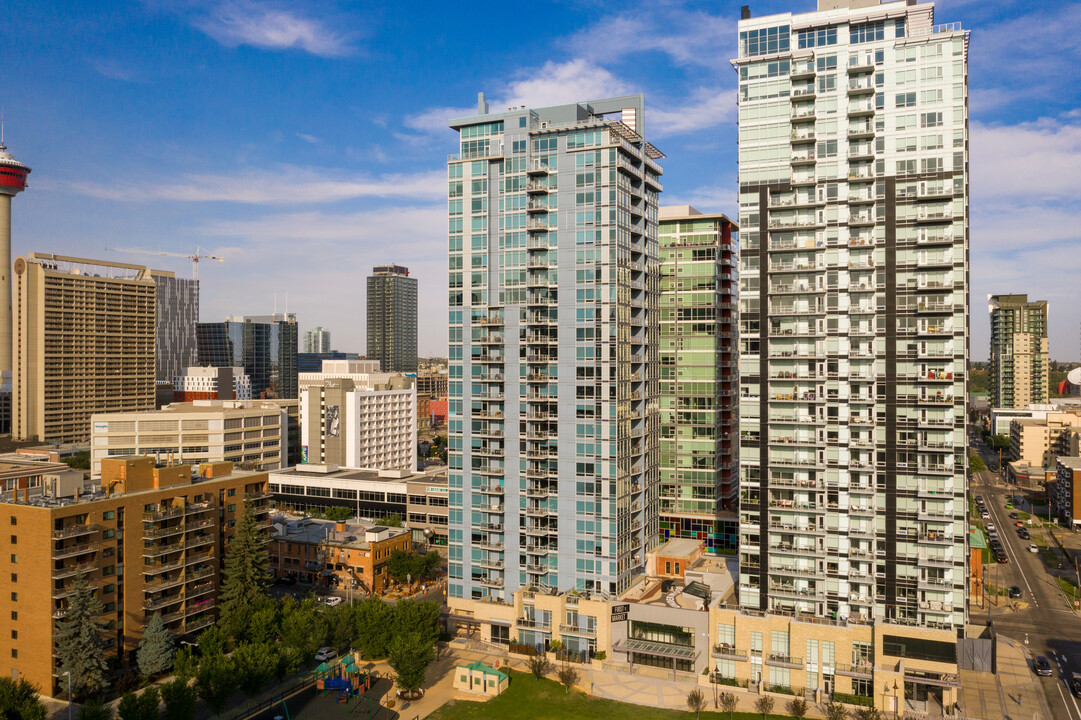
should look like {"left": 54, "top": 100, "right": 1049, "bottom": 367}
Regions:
{"left": 632, "top": 653, "right": 693, "bottom": 673}
{"left": 490, "top": 624, "right": 509, "bottom": 645}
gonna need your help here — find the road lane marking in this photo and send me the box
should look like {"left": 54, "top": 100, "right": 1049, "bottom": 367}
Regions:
{"left": 1059, "top": 681, "right": 1078, "bottom": 720}
{"left": 987, "top": 485, "right": 1037, "bottom": 601}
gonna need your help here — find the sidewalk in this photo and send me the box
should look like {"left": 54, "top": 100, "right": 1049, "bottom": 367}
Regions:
{"left": 960, "top": 636, "right": 1054, "bottom": 720}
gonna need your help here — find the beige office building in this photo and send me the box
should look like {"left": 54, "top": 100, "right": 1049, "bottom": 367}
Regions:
{"left": 1007, "top": 411, "right": 1081, "bottom": 467}
{"left": 14, "top": 254, "right": 158, "bottom": 443}
{"left": 90, "top": 400, "right": 287, "bottom": 477}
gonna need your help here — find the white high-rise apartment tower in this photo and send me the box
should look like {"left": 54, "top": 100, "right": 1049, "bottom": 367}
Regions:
{"left": 736, "top": 0, "right": 969, "bottom": 629}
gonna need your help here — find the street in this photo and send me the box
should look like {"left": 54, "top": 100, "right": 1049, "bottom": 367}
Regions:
{"left": 971, "top": 437, "right": 1081, "bottom": 720}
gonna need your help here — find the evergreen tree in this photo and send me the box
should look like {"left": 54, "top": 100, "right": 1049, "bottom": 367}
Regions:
{"left": 0, "top": 676, "right": 47, "bottom": 720}
{"left": 55, "top": 571, "right": 109, "bottom": 700}
{"left": 137, "top": 613, "right": 174, "bottom": 678}
{"left": 195, "top": 654, "right": 239, "bottom": 717}
{"left": 218, "top": 503, "right": 270, "bottom": 634}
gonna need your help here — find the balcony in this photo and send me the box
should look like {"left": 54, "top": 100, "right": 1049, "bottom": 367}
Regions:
{"left": 834, "top": 662, "right": 874, "bottom": 678}
{"left": 712, "top": 644, "right": 749, "bottom": 660}
{"left": 52, "top": 561, "right": 95, "bottom": 579}
{"left": 144, "top": 593, "right": 185, "bottom": 611}
{"left": 53, "top": 542, "right": 99, "bottom": 560}
{"left": 517, "top": 617, "right": 551, "bottom": 630}
{"left": 765, "top": 653, "right": 804, "bottom": 669}
{"left": 53, "top": 524, "right": 100, "bottom": 541}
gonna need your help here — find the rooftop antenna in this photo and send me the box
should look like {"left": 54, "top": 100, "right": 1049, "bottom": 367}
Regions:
{"left": 1, "top": 108, "right": 5, "bottom": 151}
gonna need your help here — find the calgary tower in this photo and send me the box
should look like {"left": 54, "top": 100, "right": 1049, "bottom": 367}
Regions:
{"left": 0, "top": 131, "right": 30, "bottom": 377}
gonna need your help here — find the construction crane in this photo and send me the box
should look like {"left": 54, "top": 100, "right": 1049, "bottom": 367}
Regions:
{"left": 106, "top": 245, "right": 224, "bottom": 281}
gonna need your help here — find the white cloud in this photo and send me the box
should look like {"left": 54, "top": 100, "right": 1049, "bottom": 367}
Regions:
{"left": 501, "top": 59, "right": 630, "bottom": 109}
{"left": 198, "top": 204, "right": 444, "bottom": 246}
{"left": 193, "top": 1, "right": 353, "bottom": 57}
{"left": 562, "top": 10, "right": 735, "bottom": 69}
{"left": 90, "top": 58, "right": 143, "bottom": 83}
{"left": 971, "top": 119, "right": 1081, "bottom": 201}
{"left": 295, "top": 132, "right": 320, "bottom": 144}
{"left": 662, "top": 184, "right": 736, "bottom": 214}
{"left": 404, "top": 59, "right": 629, "bottom": 134}
{"left": 651, "top": 88, "right": 736, "bottom": 137}
{"left": 67, "top": 167, "right": 445, "bottom": 204}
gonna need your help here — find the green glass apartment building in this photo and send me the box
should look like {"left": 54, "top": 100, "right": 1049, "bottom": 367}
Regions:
{"left": 658, "top": 206, "right": 740, "bottom": 552}
{"left": 446, "top": 94, "right": 662, "bottom": 604}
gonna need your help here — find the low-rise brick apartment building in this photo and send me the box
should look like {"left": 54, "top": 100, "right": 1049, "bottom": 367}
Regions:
{"left": 0, "top": 456, "right": 270, "bottom": 696}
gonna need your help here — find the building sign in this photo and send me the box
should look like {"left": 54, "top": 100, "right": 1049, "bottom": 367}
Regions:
{"left": 611, "top": 604, "right": 629, "bottom": 622}
{"left": 301, "top": 445, "right": 309, "bottom": 463}
{"left": 426, "top": 486, "right": 449, "bottom": 494}
{"left": 326, "top": 405, "right": 340, "bottom": 438}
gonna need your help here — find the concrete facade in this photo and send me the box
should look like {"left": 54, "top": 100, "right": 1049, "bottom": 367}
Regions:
{"left": 90, "top": 400, "right": 287, "bottom": 476}
{"left": 14, "top": 254, "right": 158, "bottom": 443}
{"left": 989, "top": 294, "right": 1049, "bottom": 409}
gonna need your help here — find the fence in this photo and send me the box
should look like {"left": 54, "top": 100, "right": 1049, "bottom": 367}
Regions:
{"left": 222, "top": 674, "right": 318, "bottom": 720}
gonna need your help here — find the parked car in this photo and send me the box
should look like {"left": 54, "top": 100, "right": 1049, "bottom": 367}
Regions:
{"left": 315, "top": 647, "right": 338, "bottom": 662}
{"left": 1016, "top": 521, "right": 1025, "bottom": 528}
{"left": 996, "top": 553, "right": 1009, "bottom": 564}
{"left": 1018, "top": 529, "right": 1030, "bottom": 540}
{"left": 274, "top": 576, "right": 297, "bottom": 586}
{"left": 1070, "top": 672, "right": 1081, "bottom": 698}
{"left": 987, "top": 523, "right": 996, "bottom": 531}
{"left": 1009, "top": 512, "right": 1019, "bottom": 519}
{"left": 1029, "top": 544, "right": 1039, "bottom": 553}
{"left": 981, "top": 512, "right": 990, "bottom": 520}
{"left": 975, "top": 495, "right": 984, "bottom": 503}
{"left": 321, "top": 596, "right": 344, "bottom": 607}
{"left": 1034, "top": 656, "right": 1053, "bottom": 676}
{"left": 1008, "top": 586, "right": 1022, "bottom": 599}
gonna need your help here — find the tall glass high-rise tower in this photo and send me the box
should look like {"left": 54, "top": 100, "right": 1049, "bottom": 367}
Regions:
{"left": 447, "top": 94, "right": 663, "bottom": 603}
{"left": 658, "top": 206, "right": 740, "bottom": 552}
{"left": 988, "top": 294, "right": 1049, "bottom": 409}
{"left": 736, "top": 0, "right": 969, "bottom": 628}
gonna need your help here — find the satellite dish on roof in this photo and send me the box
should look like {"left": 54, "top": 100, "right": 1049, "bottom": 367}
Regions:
{"left": 1068, "top": 368, "right": 1081, "bottom": 386}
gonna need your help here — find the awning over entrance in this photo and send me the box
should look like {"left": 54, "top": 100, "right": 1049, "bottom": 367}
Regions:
{"left": 614, "top": 638, "right": 697, "bottom": 660}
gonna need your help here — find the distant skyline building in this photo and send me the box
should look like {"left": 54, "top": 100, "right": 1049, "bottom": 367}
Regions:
{"left": 447, "top": 93, "right": 663, "bottom": 601}
{"left": 173, "top": 366, "right": 252, "bottom": 402}
{"left": 197, "top": 313, "right": 298, "bottom": 400}
{"left": 304, "top": 325, "right": 331, "bottom": 354}
{"left": 657, "top": 206, "right": 739, "bottom": 553}
{"left": 367, "top": 264, "right": 418, "bottom": 373}
{"left": 298, "top": 351, "right": 360, "bottom": 373}
{"left": 989, "top": 294, "right": 1049, "bottom": 409}
{"left": 153, "top": 273, "right": 199, "bottom": 383}
{"left": 14, "top": 253, "right": 157, "bottom": 442}
{"left": 736, "top": 0, "right": 969, "bottom": 630}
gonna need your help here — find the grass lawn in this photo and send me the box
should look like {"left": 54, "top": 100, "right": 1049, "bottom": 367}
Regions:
{"left": 1057, "top": 577, "right": 1080, "bottom": 602}
{"left": 428, "top": 671, "right": 802, "bottom": 720}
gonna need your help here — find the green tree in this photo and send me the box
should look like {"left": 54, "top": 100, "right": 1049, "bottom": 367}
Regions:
{"left": 234, "top": 642, "right": 277, "bottom": 697}
{"left": 280, "top": 598, "right": 327, "bottom": 659}
{"left": 324, "top": 506, "right": 352, "bottom": 522}
{"left": 719, "top": 692, "right": 739, "bottom": 720}
{"left": 77, "top": 703, "right": 113, "bottom": 720}
{"left": 526, "top": 654, "right": 552, "bottom": 681}
{"left": 392, "top": 599, "right": 441, "bottom": 646}
{"left": 989, "top": 434, "right": 1009, "bottom": 451}
{"left": 383, "top": 514, "right": 403, "bottom": 528}
{"left": 787, "top": 696, "right": 809, "bottom": 719}
{"left": 686, "top": 688, "right": 706, "bottom": 719}
{"left": 0, "top": 676, "right": 47, "bottom": 720}
{"left": 387, "top": 632, "right": 435, "bottom": 694}
{"left": 117, "top": 687, "right": 160, "bottom": 720}
{"left": 219, "top": 503, "right": 270, "bottom": 634}
{"left": 354, "top": 596, "right": 394, "bottom": 658}
{"left": 173, "top": 647, "right": 198, "bottom": 681}
{"left": 969, "top": 452, "right": 986, "bottom": 473}
{"left": 853, "top": 707, "right": 883, "bottom": 720}
{"left": 64, "top": 451, "right": 91, "bottom": 470}
{"left": 754, "top": 695, "right": 774, "bottom": 719}
{"left": 196, "top": 624, "right": 228, "bottom": 658}
{"left": 55, "top": 571, "right": 109, "bottom": 700}
{"left": 559, "top": 665, "right": 580, "bottom": 695}
{"left": 195, "top": 654, "right": 239, "bottom": 717}
{"left": 245, "top": 604, "right": 281, "bottom": 645}
{"left": 326, "top": 604, "right": 355, "bottom": 650}
{"left": 137, "top": 613, "right": 174, "bottom": 678}
{"left": 822, "top": 699, "right": 849, "bottom": 720}
{"left": 159, "top": 678, "right": 197, "bottom": 720}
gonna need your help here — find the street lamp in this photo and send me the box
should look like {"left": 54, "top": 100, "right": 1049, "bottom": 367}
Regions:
{"left": 892, "top": 680, "right": 899, "bottom": 720}
{"left": 62, "top": 671, "right": 72, "bottom": 720}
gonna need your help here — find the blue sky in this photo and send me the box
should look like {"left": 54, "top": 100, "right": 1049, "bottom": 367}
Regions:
{"left": 3, "top": 0, "right": 1079, "bottom": 360}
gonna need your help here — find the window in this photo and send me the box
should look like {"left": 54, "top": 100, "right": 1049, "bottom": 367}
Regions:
{"left": 9, "top": 593, "right": 15, "bottom": 602}
{"left": 740, "top": 25, "right": 790, "bottom": 58}
{"left": 895, "top": 137, "right": 916, "bottom": 152}
{"left": 850, "top": 20, "right": 884, "bottom": 44}
{"left": 895, "top": 92, "right": 916, "bottom": 108}
{"left": 227, "top": 489, "right": 236, "bottom": 497}
{"left": 816, "top": 140, "right": 838, "bottom": 158}
{"left": 921, "top": 112, "right": 944, "bottom": 128}
{"left": 921, "top": 89, "right": 943, "bottom": 105}
{"left": 228, "top": 504, "right": 236, "bottom": 512}
{"left": 798, "top": 26, "right": 837, "bottom": 49}
{"left": 103, "top": 529, "right": 115, "bottom": 539}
